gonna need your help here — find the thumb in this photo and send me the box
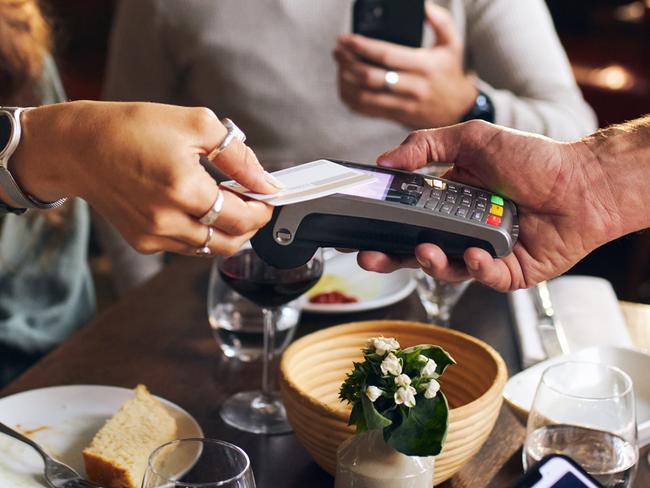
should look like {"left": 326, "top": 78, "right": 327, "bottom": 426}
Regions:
{"left": 377, "top": 126, "right": 463, "bottom": 172}
{"left": 425, "top": 1, "right": 460, "bottom": 50}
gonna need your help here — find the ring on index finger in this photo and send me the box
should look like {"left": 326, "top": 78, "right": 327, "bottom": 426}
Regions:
{"left": 384, "top": 70, "right": 400, "bottom": 91}
{"left": 207, "top": 118, "right": 246, "bottom": 161}
{"left": 199, "top": 190, "right": 225, "bottom": 226}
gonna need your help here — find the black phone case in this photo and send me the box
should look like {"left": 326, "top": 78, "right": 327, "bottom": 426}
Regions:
{"left": 352, "top": 0, "right": 424, "bottom": 48}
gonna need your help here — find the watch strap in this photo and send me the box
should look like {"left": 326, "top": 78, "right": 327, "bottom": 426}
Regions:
{"left": 461, "top": 90, "right": 495, "bottom": 124}
{"left": 0, "top": 107, "right": 66, "bottom": 211}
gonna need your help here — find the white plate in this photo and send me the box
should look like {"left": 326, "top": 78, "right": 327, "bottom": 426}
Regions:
{"left": 302, "top": 252, "right": 416, "bottom": 314}
{"left": 503, "top": 346, "right": 650, "bottom": 446}
{"left": 0, "top": 385, "right": 203, "bottom": 488}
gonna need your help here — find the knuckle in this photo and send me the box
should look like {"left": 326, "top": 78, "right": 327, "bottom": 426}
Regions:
{"left": 190, "top": 107, "right": 218, "bottom": 133}
{"left": 132, "top": 238, "right": 161, "bottom": 255}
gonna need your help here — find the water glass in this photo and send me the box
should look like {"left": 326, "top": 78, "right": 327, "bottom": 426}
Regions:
{"left": 414, "top": 271, "right": 471, "bottom": 327}
{"left": 524, "top": 361, "right": 638, "bottom": 487}
{"left": 141, "top": 438, "right": 255, "bottom": 488}
{"left": 208, "top": 258, "right": 300, "bottom": 362}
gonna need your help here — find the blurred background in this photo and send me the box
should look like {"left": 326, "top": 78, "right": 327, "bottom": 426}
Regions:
{"left": 43, "top": 0, "right": 650, "bottom": 305}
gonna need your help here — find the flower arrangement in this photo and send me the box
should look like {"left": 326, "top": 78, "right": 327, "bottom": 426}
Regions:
{"left": 339, "top": 336, "right": 456, "bottom": 456}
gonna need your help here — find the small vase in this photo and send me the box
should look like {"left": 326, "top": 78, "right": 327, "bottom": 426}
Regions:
{"left": 335, "top": 429, "right": 435, "bottom": 488}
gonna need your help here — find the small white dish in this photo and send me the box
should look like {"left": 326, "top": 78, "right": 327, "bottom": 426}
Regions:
{"left": 0, "top": 385, "right": 203, "bottom": 488}
{"left": 504, "top": 346, "right": 650, "bottom": 446}
{"left": 302, "top": 252, "right": 416, "bottom": 314}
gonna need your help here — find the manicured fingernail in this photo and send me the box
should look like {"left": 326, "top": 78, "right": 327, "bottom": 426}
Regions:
{"left": 264, "top": 171, "right": 285, "bottom": 189}
{"left": 468, "top": 260, "right": 479, "bottom": 271}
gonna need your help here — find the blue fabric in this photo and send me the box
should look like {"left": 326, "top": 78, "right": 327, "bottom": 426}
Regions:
{"left": 0, "top": 55, "right": 95, "bottom": 355}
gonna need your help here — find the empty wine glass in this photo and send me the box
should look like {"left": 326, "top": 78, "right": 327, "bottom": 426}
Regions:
{"left": 141, "top": 438, "right": 255, "bottom": 488}
{"left": 218, "top": 248, "right": 323, "bottom": 434}
{"left": 415, "top": 271, "right": 471, "bottom": 327}
{"left": 524, "top": 362, "right": 638, "bottom": 487}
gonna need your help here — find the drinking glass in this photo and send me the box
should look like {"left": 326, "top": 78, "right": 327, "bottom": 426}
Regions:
{"left": 218, "top": 248, "right": 324, "bottom": 434}
{"left": 207, "top": 259, "right": 300, "bottom": 362}
{"left": 414, "top": 271, "right": 471, "bottom": 327}
{"left": 141, "top": 438, "right": 255, "bottom": 488}
{"left": 524, "top": 361, "right": 638, "bottom": 487}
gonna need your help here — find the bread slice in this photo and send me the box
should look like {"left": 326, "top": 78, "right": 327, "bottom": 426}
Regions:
{"left": 83, "top": 385, "right": 178, "bottom": 488}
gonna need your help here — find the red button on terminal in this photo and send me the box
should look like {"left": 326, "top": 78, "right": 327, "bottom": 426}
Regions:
{"left": 486, "top": 215, "right": 502, "bottom": 227}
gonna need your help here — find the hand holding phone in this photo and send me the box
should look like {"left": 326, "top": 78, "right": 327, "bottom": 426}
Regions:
{"left": 336, "top": 2, "right": 479, "bottom": 129}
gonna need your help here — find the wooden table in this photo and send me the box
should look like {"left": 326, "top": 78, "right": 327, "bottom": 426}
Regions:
{"left": 2, "top": 258, "right": 648, "bottom": 487}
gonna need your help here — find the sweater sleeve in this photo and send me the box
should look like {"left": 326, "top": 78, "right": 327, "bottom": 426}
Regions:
{"left": 466, "top": 0, "right": 597, "bottom": 141}
{"left": 102, "top": 0, "right": 177, "bottom": 102}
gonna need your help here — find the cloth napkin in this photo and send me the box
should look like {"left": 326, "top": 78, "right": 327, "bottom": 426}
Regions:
{"left": 508, "top": 276, "right": 634, "bottom": 368}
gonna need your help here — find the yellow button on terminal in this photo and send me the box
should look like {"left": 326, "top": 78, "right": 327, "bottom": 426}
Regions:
{"left": 490, "top": 204, "right": 504, "bottom": 217}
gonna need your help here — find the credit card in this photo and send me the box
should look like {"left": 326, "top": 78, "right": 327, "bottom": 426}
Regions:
{"left": 221, "top": 159, "right": 376, "bottom": 206}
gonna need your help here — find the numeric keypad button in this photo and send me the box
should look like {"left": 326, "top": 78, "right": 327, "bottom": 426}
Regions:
{"left": 439, "top": 203, "right": 453, "bottom": 214}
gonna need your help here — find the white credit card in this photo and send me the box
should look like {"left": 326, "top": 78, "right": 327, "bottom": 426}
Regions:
{"left": 221, "top": 159, "right": 376, "bottom": 206}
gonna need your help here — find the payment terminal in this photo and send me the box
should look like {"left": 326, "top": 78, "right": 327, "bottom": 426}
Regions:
{"left": 251, "top": 160, "right": 519, "bottom": 269}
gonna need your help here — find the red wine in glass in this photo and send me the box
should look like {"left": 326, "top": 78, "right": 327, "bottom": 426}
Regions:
{"left": 219, "top": 249, "right": 322, "bottom": 307}
{"left": 217, "top": 247, "right": 324, "bottom": 434}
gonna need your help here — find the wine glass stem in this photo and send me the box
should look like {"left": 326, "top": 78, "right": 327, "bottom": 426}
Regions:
{"left": 261, "top": 307, "right": 279, "bottom": 399}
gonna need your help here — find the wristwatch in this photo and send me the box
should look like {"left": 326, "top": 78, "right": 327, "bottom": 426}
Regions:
{"left": 0, "top": 107, "right": 66, "bottom": 214}
{"left": 461, "top": 90, "right": 495, "bottom": 124}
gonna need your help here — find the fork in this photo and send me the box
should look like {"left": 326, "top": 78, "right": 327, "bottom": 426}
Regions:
{"left": 0, "top": 421, "right": 103, "bottom": 488}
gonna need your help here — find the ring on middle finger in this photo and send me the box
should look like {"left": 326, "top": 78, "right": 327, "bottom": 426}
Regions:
{"left": 384, "top": 70, "right": 400, "bottom": 91}
{"left": 199, "top": 190, "right": 225, "bottom": 226}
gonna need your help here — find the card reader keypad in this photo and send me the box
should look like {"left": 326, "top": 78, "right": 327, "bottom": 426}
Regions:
{"left": 417, "top": 180, "right": 505, "bottom": 227}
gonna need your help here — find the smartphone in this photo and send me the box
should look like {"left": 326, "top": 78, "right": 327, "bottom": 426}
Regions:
{"left": 352, "top": 0, "right": 424, "bottom": 48}
{"left": 515, "top": 455, "right": 604, "bottom": 488}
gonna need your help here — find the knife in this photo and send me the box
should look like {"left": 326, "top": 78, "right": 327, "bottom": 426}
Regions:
{"left": 531, "top": 281, "right": 570, "bottom": 358}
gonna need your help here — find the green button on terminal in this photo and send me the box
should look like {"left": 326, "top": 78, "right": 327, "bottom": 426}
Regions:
{"left": 490, "top": 195, "right": 504, "bottom": 206}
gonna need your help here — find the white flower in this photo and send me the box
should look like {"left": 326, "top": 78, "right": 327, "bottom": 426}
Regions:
{"left": 420, "top": 358, "right": 438, "bottom": 378}
{"left": 423, "top": 379, "right": 441, "bottom": 399}
{"left": 380, "top": 353, "right": 402, "bottom": 376}
{"left": 394, "top": 386, "right": 417, "bottom": 408}
{"left": 368, "top": 336, "right": 400, "bottom": 356}
{"left": 365, "top": 386, "right": 382, "bottom": 402}
{"left": 394, "top": 373, "right": 412, "bottom": 388}
{"left": 418, "top": 354, "right": 429, "bottom": 364}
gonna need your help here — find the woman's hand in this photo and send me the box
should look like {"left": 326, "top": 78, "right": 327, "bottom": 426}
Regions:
{"left": 357, "top": 120, "right": 623, "bottom": 291}
{"left": 12, "top": 101, "right": 280, "bottom": 256}
{"left": 334, "top": 2, "right": 477, "bottom": 129}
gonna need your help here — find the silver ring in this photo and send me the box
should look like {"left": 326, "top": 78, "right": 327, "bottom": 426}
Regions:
{"left": 384, "top": 70, "right": 399, "bottom": 91}
{"left": 199, "top": 190, "right": 225, "bottom": 225}
{"left": 207, "top": 118, "right": 246, "bottom": 161}
{"left": 196, "top": 226, "right": 214, "bottom": 257}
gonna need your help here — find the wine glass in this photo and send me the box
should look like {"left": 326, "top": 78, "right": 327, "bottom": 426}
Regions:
{"left": 141, "top": 438, "right": 255, "bottom": 488}
{"left": 218, "top": 248, "right": 324, "bottom": 434}
{"left": 414, "top": 271, "right": 471, "bottom": 327}
{"left": 207, "top": 258, "right": 300, "bottom": 362}
{"left": 524, "top": 361, "right": 638, "bottom": 487}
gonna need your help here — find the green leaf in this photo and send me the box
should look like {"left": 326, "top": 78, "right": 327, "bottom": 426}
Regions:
{"left": 348, "top": 401, "right": 368, "bottom": 433}
{"left": 361, "top": 395, "right": 392, "bottom": 431}
{"left": 384, "top": 392, "right": 449, "bottom": 456}
{"left": 401, "top": 345, "right": 456, "bottom": 378}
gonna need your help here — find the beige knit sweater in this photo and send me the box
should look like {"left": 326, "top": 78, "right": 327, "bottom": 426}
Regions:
{"left": 105, "top": 0, "right": 596, "bottom": 167}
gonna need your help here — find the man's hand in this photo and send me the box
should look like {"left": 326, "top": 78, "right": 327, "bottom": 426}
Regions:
{"left": 357, "top": 120, "right": 623, "bottom": 291}
{"left": 334, "top": 3, "right": 477, "bottom": 129}
{"left": 12, "top": 101, "right": 279, "bottom": 257}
